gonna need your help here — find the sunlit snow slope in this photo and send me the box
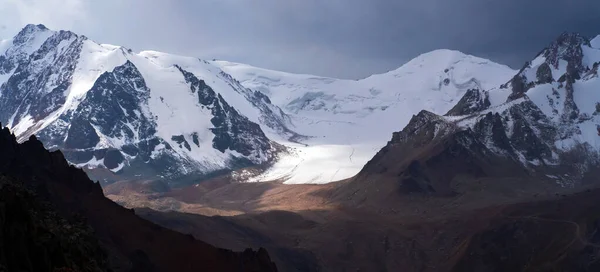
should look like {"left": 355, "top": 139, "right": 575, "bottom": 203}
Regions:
{"left": 215, "top": 50, "right": 517, "bottom": 184}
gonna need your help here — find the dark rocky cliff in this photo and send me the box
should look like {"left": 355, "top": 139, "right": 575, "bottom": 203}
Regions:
{"left": 0, "top": 125, "right": 278, "bottom": 272}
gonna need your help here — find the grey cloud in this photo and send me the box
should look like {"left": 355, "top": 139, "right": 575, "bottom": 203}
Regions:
{"left": 2, "top": 0, "right": 600, "bottom": 78}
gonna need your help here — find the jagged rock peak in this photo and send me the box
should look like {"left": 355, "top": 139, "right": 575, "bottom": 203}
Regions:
{"left": 390, "top": 110, "right": 455, "bottom": 144}
{"left": 543, "top": 32, "right": 590, "bottom": 71}
{"left": 12, "top": 24, "right": 50, "bottom": 44}
{"left": 26, "top": 23, "right": 49, "bottom": 30}
{"left": 17, "top": 23, "right": 49, "bottom": 34}
{"left": 0, "top": 124, "right": 104, "bottom": 196}
{"left": 401, "top": 110, "right": 448, "bottom": 133}
{"left": 504, "top": 32, "right": 595, "bottom": 101}
{"left": 548, "top": 32, "right": 591, "bottom": 49}
{"left": 446, "top": 88, "right": 490, "bottom": 116}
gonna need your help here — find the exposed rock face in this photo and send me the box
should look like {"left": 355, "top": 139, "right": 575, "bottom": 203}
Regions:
{"left": 505, "top": 32, "right": 591, "bottom": 102}
{"left": 358, "top": 110, "right": 526, "bottom": 197}
{"left": 0, "top": 28, "right": 85, "bottom": 126}
{"left": 0, "top": 24, "right": 51, "bottom": 74}
{"left": 505, "top": 100, "right": 557, "bottom": 162}
{"left": 536, "top": 62, "right": 554, "bottom": 84}
{"left": 176, "top": 66, "right": 272, "bottom": 159}
{"left": 217, "top": 71, "right": 299, "bottom": 139}
{"left": 544, "top": 32, "right": 590, "bottom": 76}
{"left": 41, "top": 61, "right": 159, "bottom": 165}
{"left": 446, "top": 88, "right": 491, "bottom": 116}
{"left": 0, "top": 125, "right": 278, "bottom": 272}
{"left": 506, "top": 74, "right": 531, "bottom": 100}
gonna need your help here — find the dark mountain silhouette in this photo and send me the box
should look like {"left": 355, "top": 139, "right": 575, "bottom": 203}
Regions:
{"left": 0, "top": 124, "right": 278, "bottom": 272}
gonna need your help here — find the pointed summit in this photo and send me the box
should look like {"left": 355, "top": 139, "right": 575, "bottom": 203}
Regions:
{"left": 550, "top": 32, "right": 590, "bottom": 47}
{"left": 543, "top": 32, "right": 589, "bottom": 71}
{"left": 0, "top": 24, "right": 55, "bottom": 74}
{"left": 504, "top": 32, "right": 596, "bottom": 101}
{"left": 21, "top": 23, "right": 49, "bottom": 32}
{"left": 14, "top": 24, "right": 50, "bottom": 44}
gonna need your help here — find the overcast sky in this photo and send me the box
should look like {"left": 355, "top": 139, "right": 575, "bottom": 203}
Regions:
{"left": 1, "top": 0, "right": 600, "bottom": 79}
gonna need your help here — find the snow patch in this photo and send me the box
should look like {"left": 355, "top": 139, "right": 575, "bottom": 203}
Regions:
{"left": 110, "top": 162, "right": 126, "bottom": 172}
{"left": 591, "top": 35, "right": 600, "bottom": 49}
{"left": 0, "top": 39, "right": 12, "bottom": 55}
{"left": 75, "top": 156, "right": 105, "bottom": 169}
{"left": 10, "top": 115, "right": 35, "bottom": 136}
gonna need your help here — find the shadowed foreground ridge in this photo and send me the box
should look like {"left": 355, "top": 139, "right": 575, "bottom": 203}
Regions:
{"left": 0, "top": 124, "right": 278, "bottom": 272}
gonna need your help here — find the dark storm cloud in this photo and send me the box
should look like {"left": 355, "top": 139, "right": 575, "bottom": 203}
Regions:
{"left": 3, "top": 0, "right": 600, "bottom": 78}
{"left": 207, "top": 0, "right": 600, "bottom": 77}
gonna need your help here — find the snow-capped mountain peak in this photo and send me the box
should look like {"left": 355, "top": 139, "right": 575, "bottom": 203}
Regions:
{"left": 0, "top": 24, "right": 55, "bottom": 74}
{"left": 0, "top": 24, "right": 294, "bottom": 184}
{"left": 216, "top": 49, "right": 516, "bottom": 184}
{"left": 437, "top": 32, "right": 600, "bottom": 185}
{"left": 368, "top": 49, "right": 510, "bottom": 90}
{"left": 9, "top": 24, "right": 578, "bottom": 186}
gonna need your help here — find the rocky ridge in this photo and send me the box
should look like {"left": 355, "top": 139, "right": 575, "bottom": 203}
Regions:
{"left": 0, "top": 123, "right": 278, "bottom": 272}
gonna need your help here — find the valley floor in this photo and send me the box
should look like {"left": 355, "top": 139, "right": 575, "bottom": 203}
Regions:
{"left": 105, "top": 174, "right": 600, "bottom": 272}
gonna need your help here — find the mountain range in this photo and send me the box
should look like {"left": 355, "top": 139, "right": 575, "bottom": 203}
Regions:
{"left": 4, "top": 23, "right": 600, "bottom": 271}
{"left": 0, "top": 24, "right": 518, "bottom": 185}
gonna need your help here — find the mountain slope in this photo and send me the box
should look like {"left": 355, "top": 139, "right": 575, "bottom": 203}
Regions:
{"left": 339, "top": 32, "right": 600, "bottom": 207}
{"left": 0, "top": 175, "right": 110, "bottom": 272}
{"left": 447, "top": 32, "right": 600, "bottom": 184}
{"left": 215, "top": 50, "right": 516, "bottom": 183}
{"left": 0, "top": 24, "right": 294, "bottom": 184}
{"left": 0, "top": 124, "right": 278, "bottom": 271}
